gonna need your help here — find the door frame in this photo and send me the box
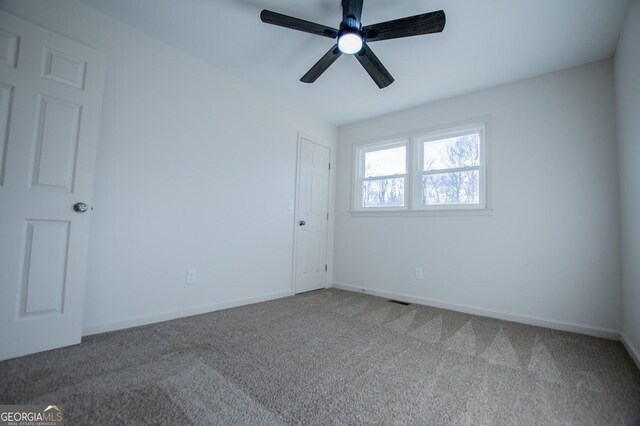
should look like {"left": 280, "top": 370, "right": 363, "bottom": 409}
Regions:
{"left": 291, "top": 132, "right": 332, "bottom": 294}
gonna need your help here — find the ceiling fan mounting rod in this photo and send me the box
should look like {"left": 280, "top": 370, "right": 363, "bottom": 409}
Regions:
{"left": 341, "top": 16, "right": 361, "bottom": 32}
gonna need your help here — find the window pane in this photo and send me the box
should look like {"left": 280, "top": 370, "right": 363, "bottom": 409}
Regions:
{"left": 422, "top": 170, "right": 480, "bottom": 205}
{"left": 365, "top": 146, "right": 406, "bottom": 177}
{"left": 362, "top": 178, "right": 405, "bottom": 208}
{"left": 423, "top": 133, "right": 480, "bottom": 171}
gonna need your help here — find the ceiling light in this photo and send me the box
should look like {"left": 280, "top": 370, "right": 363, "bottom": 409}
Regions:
{"left": 338, "top": 32, "right": 363, "bottom": 54}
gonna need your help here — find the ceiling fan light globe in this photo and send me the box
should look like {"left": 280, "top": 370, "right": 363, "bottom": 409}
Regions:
{"left": 338, "top": 32, "right": 363, "bottom": 54}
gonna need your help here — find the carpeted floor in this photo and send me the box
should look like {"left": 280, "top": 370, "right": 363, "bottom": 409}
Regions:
{"left": 1, "top": 289, "right": 639, "bottom": 425}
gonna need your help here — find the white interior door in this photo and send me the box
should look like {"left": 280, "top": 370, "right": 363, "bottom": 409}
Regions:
{"left": 0, "top": 11, "right": 105, "bottom": 361}
{"left": 294, "top": 135, "right": 330, "bottom": 294}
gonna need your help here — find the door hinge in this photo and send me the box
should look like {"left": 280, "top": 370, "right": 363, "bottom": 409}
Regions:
{"left": 325, "top": 264, "right": 328, "bottom": 272}
{"left": 326, "top": 212, "right": 329, "bottom": 220}
{"left": 328, "top": 162, "right": 331, "bottom": 170}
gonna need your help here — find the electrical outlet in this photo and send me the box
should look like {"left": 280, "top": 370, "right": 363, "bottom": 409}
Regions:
{"left": 415, "top": 267, "right": 423, "bottom": 279}
{"left": 186, "top": 269, "right": 197, "bottom": 285}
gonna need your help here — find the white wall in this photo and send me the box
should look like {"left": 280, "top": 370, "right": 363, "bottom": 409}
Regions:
{"left": 0, "top": 0, "right": 337, "bottom": 333}
{"left": 615, "top": 0, "right": 640, "bottom": 362}
{"left": 334, "top": 60, "right": 621, "bottom": 336}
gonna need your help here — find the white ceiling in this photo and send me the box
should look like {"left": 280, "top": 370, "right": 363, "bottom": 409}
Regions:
{"left": 80, "top": 0, "right": 629, "bottom": 126}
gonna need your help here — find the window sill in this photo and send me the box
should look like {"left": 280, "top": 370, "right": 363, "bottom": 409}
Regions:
{"left": 350, "top": 208, "right": 493, "bottom": 217}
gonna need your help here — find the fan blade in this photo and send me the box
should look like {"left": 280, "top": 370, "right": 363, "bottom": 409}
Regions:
{"left": 301, "top": 44, "right": 343, "bottom": 83}
{"left": 260, "top": 10, "right": 339, "bottom": 39}
{"left": 355, "top": 43, "right": 394, "bottom": 88}
{"left": 363, "top": 10, "right": 445, "bottom": 42}
{"left": 342, "top": 0, "right": 364, "bottom": 25}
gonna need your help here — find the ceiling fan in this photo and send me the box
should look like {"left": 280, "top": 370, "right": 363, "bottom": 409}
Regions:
{"left": 260, "top": 0, "right": 446, "bottom": 89}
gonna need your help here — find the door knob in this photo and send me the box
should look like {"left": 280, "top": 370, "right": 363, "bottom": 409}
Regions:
{"left": 73, "top": 202, "right": 88, "bottom": 213}
{"left": 298, "top": 220, "right": 306, "bottom": 226}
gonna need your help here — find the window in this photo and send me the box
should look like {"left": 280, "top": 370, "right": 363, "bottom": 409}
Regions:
{"left": 358, "top": 141, "right": 408, "bottom": 209}
{"left": 352, "top": 120, "right": 489, "bottom": 213}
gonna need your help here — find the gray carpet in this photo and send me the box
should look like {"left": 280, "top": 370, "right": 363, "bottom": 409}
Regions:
{"left": 1, "top": 289, "right": 639, "bottom": 425}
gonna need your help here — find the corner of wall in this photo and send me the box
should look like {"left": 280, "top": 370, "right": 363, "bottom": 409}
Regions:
{"left": 621, "top": 333, "right": 640, "bottom": 370}
{"left": 614, "top": 0, "right": 640, "bottom": 367}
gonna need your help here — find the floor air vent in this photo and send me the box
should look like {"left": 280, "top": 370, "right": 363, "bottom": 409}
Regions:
{"left": 387, "top": 299, "right": 410, "bottom": 306}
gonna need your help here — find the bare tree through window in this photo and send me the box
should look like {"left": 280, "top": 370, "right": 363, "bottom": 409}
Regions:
{"left": 422, "top": 134, "right": 480, "bottom": 205}
{"left": 362, "top": 169, "right": 404, "bottom": 207}
{"left": 362, "top": 145, "right": 406, "bottom": 208}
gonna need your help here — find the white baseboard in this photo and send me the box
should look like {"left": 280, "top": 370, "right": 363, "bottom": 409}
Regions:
{"left": 621, "top": 333, "right": 640, "bottom": 370}
{"left": 332, "top": 282, "right": 620, "bottom": 340}
{"left": 82, "top": 290, "right": 293, "bottom": 337}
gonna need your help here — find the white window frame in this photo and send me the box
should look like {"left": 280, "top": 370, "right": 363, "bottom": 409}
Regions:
{"left": 412, "top": 123, "right": 487, "bottom": 211}
{"left": 352, "top": 138, "right": 410, "bottom": 212}
{"left": 351, "top": 117, "right": 491, "bottom": 215}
